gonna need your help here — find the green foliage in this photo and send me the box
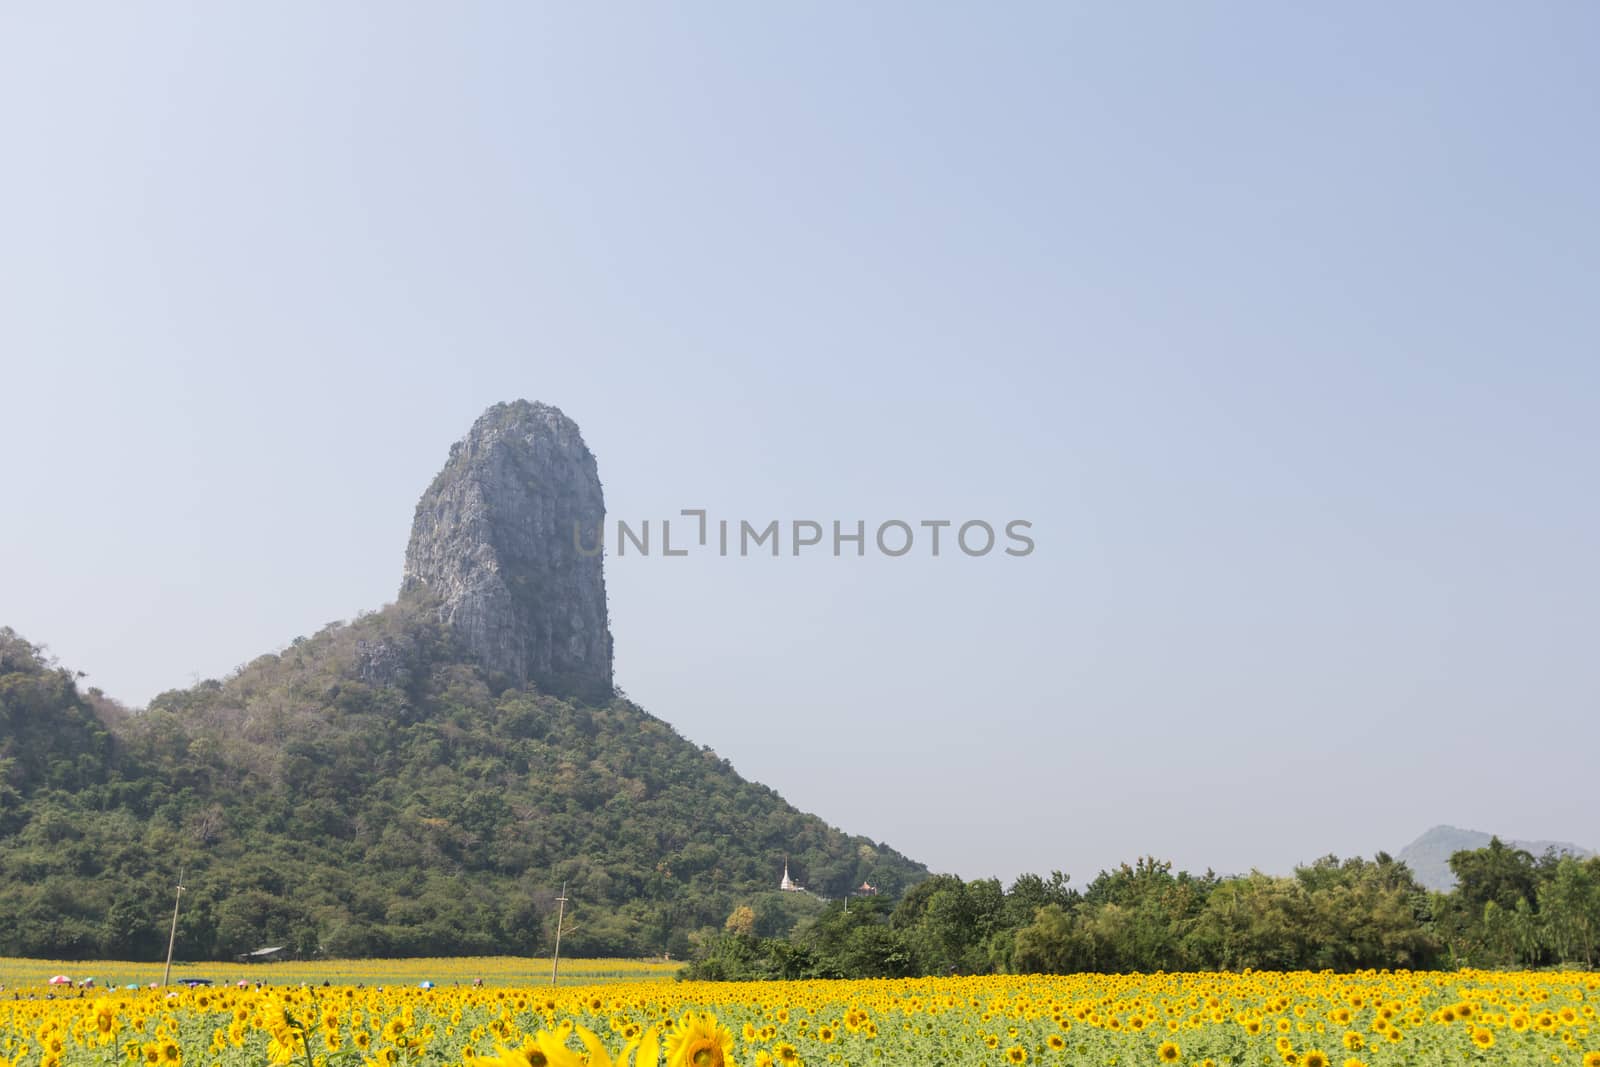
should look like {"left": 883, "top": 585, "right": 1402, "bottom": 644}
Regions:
{"left": 891, "top": 875, "right": 1007, "bottom": 974}
{"left": 6, "top": 621, "right": 1598, "bottom": 976}
{"left": 685, "top": 843, "right": 1600, "bottom": 979}
{"left": 0, "top": 629, "right": 117, "bottom": 799}
{"left": 1449, "top": 836, "right": 1539, "bottom": 912}
{"left": 0, "top": 612, "right": 926, "bottom": 960}
{"left": 1538, "top": 856, "right": 1600, "bottom": 967}
{"left": 1011, "top": 903, "right": 1076, "bottom": 973}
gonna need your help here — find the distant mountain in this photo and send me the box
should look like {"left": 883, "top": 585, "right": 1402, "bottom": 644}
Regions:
{"left": 0, "top": 401, "right": 926, "bottom": 961}
{"left": 1398, "top": 825, "right": 1593, "bottom": 891}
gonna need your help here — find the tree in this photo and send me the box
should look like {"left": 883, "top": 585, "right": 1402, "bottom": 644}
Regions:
{"left": 1539, "top": 857, "right": 1600, "bottom": 966}
{"left": 724, "top": 905, "right": 756, "bottom": 938}
{"left": 1450, "top": 838, "right": 1538, "bottom": 913}
{"left": 1005, "top": 871, "right": 1076, "bottom": 929}
{"left": 1012, "top": 904, "right": 1082, "bottom": 973}
{"left": 1186, "top": 874, "right": 1309, "bottom": 971}
{"left": 892, "top": 876, "right": 1006, "bottom": 975}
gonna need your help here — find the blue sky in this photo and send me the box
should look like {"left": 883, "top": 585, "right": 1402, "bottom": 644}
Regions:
{"left": 2, "top": 4, "right": 1596, "bottom": 883}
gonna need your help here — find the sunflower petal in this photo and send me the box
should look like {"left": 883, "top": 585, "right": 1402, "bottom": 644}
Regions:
{"left": 573, "top": 1026, "right": 613, "bottom": 1067}
{"left": 634, "top": 1027, "right": 660, "bottom": 1067}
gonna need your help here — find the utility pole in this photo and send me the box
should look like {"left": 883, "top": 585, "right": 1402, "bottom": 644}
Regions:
{"left": 162, "top": 867, "right": 186, "bottom": 987}
{"left": 550, "top": 882, "right": 569, "bottom": 987}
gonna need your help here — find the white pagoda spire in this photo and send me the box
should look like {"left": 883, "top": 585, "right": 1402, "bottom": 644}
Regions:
{"left": 780, "top": 856, "right": 802, "bottom": 892}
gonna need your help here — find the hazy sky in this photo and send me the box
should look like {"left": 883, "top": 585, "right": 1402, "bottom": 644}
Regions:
{"left": 3, "top": 5, "right": 1597, "bottom": 886}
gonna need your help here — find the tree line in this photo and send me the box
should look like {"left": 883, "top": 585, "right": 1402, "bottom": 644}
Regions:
{"left": 684, "top": 845, "right": 1600, "bottom": 979}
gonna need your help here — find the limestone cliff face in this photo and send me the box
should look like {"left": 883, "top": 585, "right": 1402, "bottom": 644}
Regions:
{"left": 401, "top": 401, "right": 613, "bottom": 701}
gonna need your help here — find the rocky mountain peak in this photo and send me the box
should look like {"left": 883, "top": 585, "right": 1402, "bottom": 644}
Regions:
{"left": 400, "top": 400, "right": 613, "bottom": 701}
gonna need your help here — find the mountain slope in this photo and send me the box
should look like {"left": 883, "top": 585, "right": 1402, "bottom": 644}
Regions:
{"left": 0, "top": 606, "right": 923, "bottom": 960}
{"left": 1398, "top": 825, "right": 1593, "bottom": 892}
{"left": 0, "top": 628, "right": 118, "bottom": 803}
{"left": 0, "top": 400, "right": 926, "bottom": 961}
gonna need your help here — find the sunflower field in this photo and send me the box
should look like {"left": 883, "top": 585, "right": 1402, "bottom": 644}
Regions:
{"left": 2, "top": 969, "right": 1597, "bottom": 1067}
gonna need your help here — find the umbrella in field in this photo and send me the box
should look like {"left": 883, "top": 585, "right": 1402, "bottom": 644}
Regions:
{"left": 418, "top": 981, "right": 435, "bottom": 990}
{"left": 48, "top": 975, "right": 72, "bottom": 986}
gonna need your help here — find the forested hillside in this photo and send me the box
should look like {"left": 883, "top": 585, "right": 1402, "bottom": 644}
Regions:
{"left": 0, "top": 617, "right": 923, "bottom": 961}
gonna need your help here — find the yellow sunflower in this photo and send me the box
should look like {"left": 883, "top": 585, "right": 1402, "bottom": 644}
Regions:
{"left": 664, "top": 1012, "right": 736, "bottom": 1067}
{"left": 479, "top": 1035, "right": 563, "bottom": 1067}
